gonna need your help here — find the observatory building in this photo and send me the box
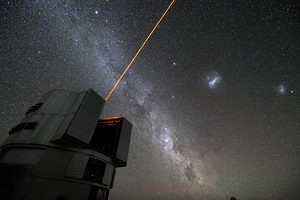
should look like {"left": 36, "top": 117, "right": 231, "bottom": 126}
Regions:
{"left": 0, "top": 89, "right": 132, "bottom": 200}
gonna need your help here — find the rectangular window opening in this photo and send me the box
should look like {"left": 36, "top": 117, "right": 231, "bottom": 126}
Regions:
{"left": 8, "top": 123, "right": 26, "bottom": 134}
{"left": 90, "top": 118, "right": 123, "bottom": 156}
{"left": 88, "top": 186, "right": 109, "bottom": 200}
{"left": 26, "top": 103, "right": 43, "bottom": 115}
{"left": 24, "top": 122, "right": 38, "bottom": 129}
{"left": 83, "top": 158, "right": 107, "bottom": 184}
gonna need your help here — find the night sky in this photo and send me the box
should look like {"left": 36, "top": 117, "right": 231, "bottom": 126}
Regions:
{"left": 1, "top": 0, "right": 300, "bottom": 199}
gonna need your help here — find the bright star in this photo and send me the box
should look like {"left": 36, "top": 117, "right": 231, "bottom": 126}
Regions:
{"left": 95, "top": 11, "right": 98, "bottom": 14}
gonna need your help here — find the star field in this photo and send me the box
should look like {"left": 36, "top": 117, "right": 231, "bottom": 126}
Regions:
{"left": 1, "top": 1, "right": 300, "bottom": 200}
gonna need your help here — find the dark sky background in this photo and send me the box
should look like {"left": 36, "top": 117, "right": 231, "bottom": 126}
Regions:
{"left": 1, "top": 0, "right": 300, "bottom": 199}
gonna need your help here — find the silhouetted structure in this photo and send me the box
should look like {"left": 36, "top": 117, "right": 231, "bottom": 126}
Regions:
{"left": 0, "top": 89, "right": 132, "bottom": 200}
{"left": 230, "top": 197, "right": 237, "bottom": 200}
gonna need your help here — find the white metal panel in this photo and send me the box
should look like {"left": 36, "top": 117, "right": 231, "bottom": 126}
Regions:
{"left": 0, "top": 148, "right": 44, "bottom": 165}
{"left": 12, "top": 129, "right": 34, "bottom": 144}
{"left": 51, "top": 91, "right": 88, "bottom": 141}
{"left": 66, "top": 92, "right": 87, "bottom": 115}
{"left": 29, "top": 115, "right": 65, "bottom": 144}
{"left": 37, "top": 90, "right": 78, "bottom": 116}
{"left": 24, "top": 178, "right": 91, "bottom": 200}
{"left": 65, "top": 153, "right": 89, "bottom": 179}
{"left": 66, "top": 89, "right": 105, "bottom": 143}
{"left": 51, "top": 113, "right": 76, "bottom": 141}
{"left": 102, "top": 163, "right": 114, "bottom": 186}
{"left": 32, "top": 148, "right": 73, "bottom": 179}
{"left": 115, "top": 118, "right": 132, "bottom": 163}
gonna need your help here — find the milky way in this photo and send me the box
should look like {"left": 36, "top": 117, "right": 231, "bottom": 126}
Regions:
{"left": 1, "top": 1, "right": 300, "bottom": 200}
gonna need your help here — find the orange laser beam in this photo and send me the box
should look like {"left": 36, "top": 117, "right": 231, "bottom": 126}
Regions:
{"left": 105, "top": 0, "right": 175, "bottom": 101}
